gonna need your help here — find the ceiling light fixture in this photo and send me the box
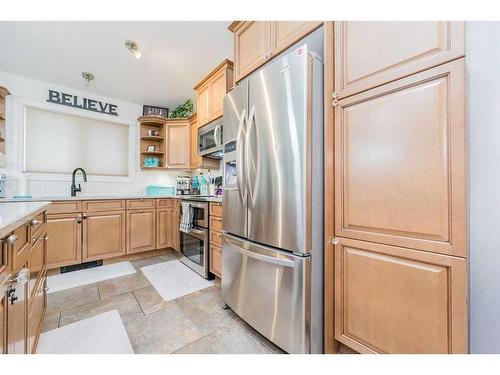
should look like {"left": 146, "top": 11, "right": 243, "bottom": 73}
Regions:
{"left": 125, "top": 40, "right": 142, "bottom": 59}
{"left": 81, "top": 72, "right": 94, "bottom": 87}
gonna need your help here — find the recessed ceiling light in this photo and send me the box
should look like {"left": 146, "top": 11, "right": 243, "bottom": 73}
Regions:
{"left": 81, "top": 72, "right": 94, "bottom": 87}
{"left": 125, "top": 40, "right": 142, "bottom": 59}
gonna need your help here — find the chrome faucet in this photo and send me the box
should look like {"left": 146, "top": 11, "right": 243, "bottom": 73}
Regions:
{"left": 71, "top": 168, "right": 87, "bottom": 197}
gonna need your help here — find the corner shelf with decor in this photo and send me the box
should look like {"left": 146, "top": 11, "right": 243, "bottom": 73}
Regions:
{"left": 139, "top": 116, "right": 167, "bottom": 169}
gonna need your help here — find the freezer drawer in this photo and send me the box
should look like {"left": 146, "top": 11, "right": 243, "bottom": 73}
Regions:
{"left": 221, "top": 233, "right": 311, "bottom": 353}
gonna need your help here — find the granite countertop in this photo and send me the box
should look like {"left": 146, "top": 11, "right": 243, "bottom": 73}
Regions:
{"left": 0, "top": 194, "right": 223, "bottom": 204}
{"left": 0, "top": 201, "right": 51, "bottom": 238}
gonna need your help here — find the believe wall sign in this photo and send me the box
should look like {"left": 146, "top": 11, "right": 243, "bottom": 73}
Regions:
{"left": 46, "top": 90, "right": 118, "bottom": 116}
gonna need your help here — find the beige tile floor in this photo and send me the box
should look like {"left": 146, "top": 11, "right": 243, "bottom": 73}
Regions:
{"left": 42, "top": 249, "right": 285, "bottom": 354}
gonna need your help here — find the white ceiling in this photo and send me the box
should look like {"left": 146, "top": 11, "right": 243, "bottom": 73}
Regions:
{"left": 0, "top": 21, "right": 233, "bottom": 108}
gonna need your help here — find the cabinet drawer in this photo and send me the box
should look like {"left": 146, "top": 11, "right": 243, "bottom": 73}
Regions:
{"left": 10, "top": 223, "right": 30, "bottom": 271}
{"left": 28, "top": 230, "right": 47, "bottom": 303}
{"left": 210, "top": 215, "right": 222, "bottom": 232}
{"left": 46, "top": 200, "right": 82, "bottom": 214}
{"left": 126, "top": 199, "right": 156, "bottom": 210}
{"left": 28, "top": 276, "right": 46, "bottom": 354}
{"left": 29, "top": 212, "right": 46, "bottom": 239}
{"left": 210, "top": 202, "right": 222, "bottom": 217}
{"left": 82, "top": 200, "right": 126, "bottom": 212}
{"left": 210, "top": 229, "right": 222, "bottom": 247}
{"left": 210, "top": 244, "right": 222, "bottom": 277}
{"left": 156, "top": 198, "right": 175, "bottom": 208}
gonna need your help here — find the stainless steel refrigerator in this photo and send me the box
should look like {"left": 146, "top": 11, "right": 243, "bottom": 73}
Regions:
{"left": 221, "top": 30, "right": 324, "bottom": 354}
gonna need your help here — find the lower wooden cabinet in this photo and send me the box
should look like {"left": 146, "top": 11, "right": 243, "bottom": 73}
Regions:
{"left": 27, "top": 276, "right": 46, "bottom": 354}
{"left": 334, "top": 237, "right": 467, "bottom": 354}
{"left": 82, "top": 211, "right": 126, "bottom": 261}
{"left": 0, "top": 290, "right": 6, "bottom": 354}
{"left": 46, "top": 213, "right": 82, "bottom": 268}
{"left": 209, "top": 245, "right": 222, "bottom": 278}
{"left": 172, "top": 201, "right": 180, "bottom": 252}
{"left": 127, "top": 209, "right": 156, "bottom": 254}
{"left": 156, "top": 208, "right": 173, "bottom": 249}
{"left": 7, "top": 281, "right": 27, "bottom": 353}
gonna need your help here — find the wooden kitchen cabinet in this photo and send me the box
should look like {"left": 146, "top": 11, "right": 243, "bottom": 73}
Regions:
{"left": 194, "top": 59, "right": 234, "bottom": 127}
{"left": 0, "top": 290, "right": 6, "bottom": 353}
{"left": 165, "top": 118, "right": 191, "bottom": 169}
{"left": 209, "top": 202, "right": 223, "bottom": 278}
{"left": 7, "top": 281, "right": 27, "bottom": 353}
{"left": 229, "top": 21, "right": 322, "bottom": 82}
{"left": 127, "top": 209, "right": 156, "bottom": 254}
{"left": 272, "top": 21, "right": 323, "bottom": 56}
{"left": 82, "top": 210, "right": 126, "bottom": 261}
{"left": 156, "top": 208, "right": 173, "bottom": 249}
{"left": 196, "top": 84, "right": 210, "bottom": 126}
{"left": 334, "top": 59, "right": 466, "bottom": 258}
{"left": 334, "top": 237, "right": 467, "bottom": 354}
{"left": 334, "top": 21, "right": 465, "bottom": 99}
{"left": 209, "top": 244, "right": 222, "bottom": 278}
{"left": 46, "top": 213, "right": 82, "bottom": 269}
{"left": 172, "top": 200, "right": 180, "bottom": 252}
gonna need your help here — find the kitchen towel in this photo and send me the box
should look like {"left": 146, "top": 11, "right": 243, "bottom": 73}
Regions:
{"left": 179, "top": 201, "right": 194, "bottom": 232}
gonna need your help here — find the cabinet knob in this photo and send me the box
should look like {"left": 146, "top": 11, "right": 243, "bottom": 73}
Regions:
{"left": 30, "top": 219, "right": 41, "bottom": 226}
{"left": 3, "top": 234, "right": 18, "bottom": 244}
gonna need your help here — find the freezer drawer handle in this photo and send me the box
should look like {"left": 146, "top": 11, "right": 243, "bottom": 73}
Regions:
{"left": 227, "top": 240, "right": 296, "bottom": 268}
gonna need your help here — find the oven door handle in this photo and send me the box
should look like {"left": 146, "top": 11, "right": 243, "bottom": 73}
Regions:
{"left": 181, "top": 227, "right": 208, "bottom": 240}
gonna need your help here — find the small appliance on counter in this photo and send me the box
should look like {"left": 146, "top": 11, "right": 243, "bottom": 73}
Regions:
{"left": 176, "top": 176, "right": 192, "bottom": 195}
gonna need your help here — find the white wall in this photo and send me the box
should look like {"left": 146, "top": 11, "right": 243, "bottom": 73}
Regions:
{"left": 0, "top": 70, "right": 192, "bottom": 197}
{"left": 468, "top": 21, "right": 500, "bottom": 353}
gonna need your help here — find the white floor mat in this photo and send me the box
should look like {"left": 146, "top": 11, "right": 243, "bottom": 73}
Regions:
{"left": 48, "top": 262, "right": 136, "bottom": 293}
{"left": 37, "top": 310, "right": 134, "bottom": 354}
{"left": 141, "top": 260, "right": 214, "bottom": 301}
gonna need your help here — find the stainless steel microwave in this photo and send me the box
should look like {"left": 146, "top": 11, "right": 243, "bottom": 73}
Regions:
{"left": 198, "top": 118, "right": 223, "bottom": 159}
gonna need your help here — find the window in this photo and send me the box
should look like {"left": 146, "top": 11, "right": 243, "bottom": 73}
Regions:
{"left": 25, "top": 107, "right": 130, "bottom": 177}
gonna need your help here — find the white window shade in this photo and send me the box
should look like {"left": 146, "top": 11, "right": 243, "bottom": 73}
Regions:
{"left": 25, "top": 107, "right": 130, "bottom": 176}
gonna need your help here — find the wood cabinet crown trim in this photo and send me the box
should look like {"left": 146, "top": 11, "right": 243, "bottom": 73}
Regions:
{"left": 193, "top": 59, "right": 234, "bottom": 90}
{"left": 0, "top": 86, "right": 11, "bottom": 98}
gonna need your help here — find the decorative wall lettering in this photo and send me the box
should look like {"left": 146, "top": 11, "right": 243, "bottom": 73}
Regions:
{"left": 47, "top": 90, "right": 118, "bottom": 116}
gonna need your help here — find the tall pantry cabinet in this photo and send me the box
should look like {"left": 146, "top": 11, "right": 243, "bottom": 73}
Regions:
{"left": 324, "top": 21, "right": 467, "bottom": 354}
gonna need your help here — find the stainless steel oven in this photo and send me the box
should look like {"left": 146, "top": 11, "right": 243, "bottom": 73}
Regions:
{"left": 179, "top": 200, "right": 211, "bottom": 278}
{"left": 198, "top": 118, "right": 223, "bottom": 159}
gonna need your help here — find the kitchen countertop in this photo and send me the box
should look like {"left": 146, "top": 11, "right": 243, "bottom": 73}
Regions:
{"left": 0, "top": 201, "right": 51, "bottom": 238}
{"left": 0, "top": 194, "right": 223, "bottom": 204}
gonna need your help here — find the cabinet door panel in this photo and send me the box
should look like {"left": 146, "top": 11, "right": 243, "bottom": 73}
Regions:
{"left": 272, "top": 21, "right": 322, "bottom": 56}
{"left": 47, "top": 213, "right": 82, "bottom": 269}
{"left": 335, "top": 237, "right": 467, "bottom": 353}
{"left": 28, "top": 276, "right": 46, "bottom": 354}
{"left": 127, "top": 209, "right": 156, "bottom": 254}
{"left": 209, "top": 245, "right": 221, "bottom": 278}
{"left": 172, "top": 202, "right": 180, "bottom": 252}
{"left": 210, "top": 70, "right": 226, "bottom": 120}
{"left": 83, "top": 211, "right": 126, "bottom": 261}
{"left": 196, "top": 84, "right": 210, "bottom": 126}
{"left": 166, "top": 122, "right": 190, "bottom": 169}
{"left": 335, "top": 59, "right": 466, "bottom": 257}
{"left": 7, "top": 281, "right": 26, "bottom": 353}
{"left": 335, "top": 21, "right": 465, "bottom": 98}
{"left": 234, "top": 21, "right": 270, "bottom": 82}
{"left": 0, "top": 290, "right": 6, "bottom": 354}
{"left": 156, "top": 208, "right": 173, "bottom": 249}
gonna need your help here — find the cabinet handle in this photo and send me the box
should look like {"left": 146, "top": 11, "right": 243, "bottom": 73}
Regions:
{"left": 44, "top": 235, "right": 49, "bottom": 241}
{"left": 83, "top": 215, "right": 88, "bottom": 220}
{"left": 30, "top": 219, "right": 41, "bottom": 226}
{"left": 2, "top": 234, "right": 18, "bottom": 244}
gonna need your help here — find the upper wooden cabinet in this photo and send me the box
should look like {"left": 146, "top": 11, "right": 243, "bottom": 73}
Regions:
{"left": 194, "top": 59, "right": 234, "bottom": 127}
{"left": 335, "top": 237, "right": 467, "bottom": 354}
{"left": 334, "top": 59, "right": 466, "bottom": 258}
{"left": 165, "top": 118, "right": 191, "bottom": 169}
{"left": 334, "top": 21, "right": 465, "bottom": 98}
{"left": 229, "top": 21, "right": 323, "bottom": 82}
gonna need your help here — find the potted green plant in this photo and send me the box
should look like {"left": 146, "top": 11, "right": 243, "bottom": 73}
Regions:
{"left": 169, "top": 99, "right": 194, "bottom": 118}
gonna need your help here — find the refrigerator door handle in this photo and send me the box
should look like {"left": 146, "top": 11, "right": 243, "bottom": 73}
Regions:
{"left": 236, "top": 109, "right": 247, "bottom": 202}
{"left": 245, "top": 105, "right": 260, "bottom": 209}
{"left": 224, "top": 234, "right": 297, "bottom": 268}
